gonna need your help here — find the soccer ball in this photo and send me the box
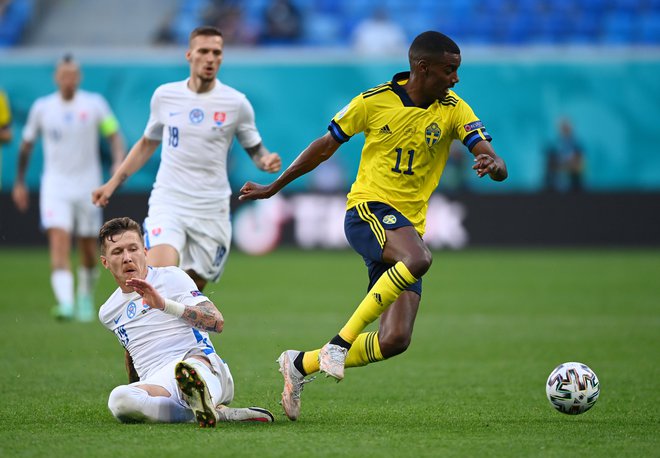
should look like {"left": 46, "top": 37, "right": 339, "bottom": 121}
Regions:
{"left": 546, "top": 362, "right": 600, "bottom": 415}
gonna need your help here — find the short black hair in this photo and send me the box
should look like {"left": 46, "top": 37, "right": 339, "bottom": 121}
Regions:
{"left": 408, "top": 31, "right": 460, "bottom": 66}
{"left": 99, "top": 217, "right": 143, "bottom": 254}
{"left": 189, "top": 25, "right": 223, "bottom": 44}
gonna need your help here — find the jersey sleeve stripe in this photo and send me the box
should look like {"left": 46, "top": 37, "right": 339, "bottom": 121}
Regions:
{"left": 463, "top": 129, "right": 493, "bottom": 150}
{"left": 328, "top": 120, "right": 351, "bottom": 143}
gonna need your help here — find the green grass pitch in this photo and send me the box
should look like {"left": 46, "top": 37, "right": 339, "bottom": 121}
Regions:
{"left": 0, "top": 248, "right": 658, "bottom": 457}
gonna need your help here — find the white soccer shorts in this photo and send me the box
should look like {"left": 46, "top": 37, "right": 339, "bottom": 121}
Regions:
{"left": 143, "top": 209, "right": 231, "bottom": 282}
{"left": 131, "top": 352, "right": 234, "bottom": 408}
{"left": 39, "top": 189, "right": 102, "bottom": 237}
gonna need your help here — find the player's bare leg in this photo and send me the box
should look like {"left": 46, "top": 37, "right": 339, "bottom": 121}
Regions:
{"left": 320, "top": 226, "right": 428, "bottom": 380}
{"left": 76, "top": 236, "right": 98, "bottom": 322}
{"left": 377, "top": 291, "right": 420, "bottom": 358}
{"left": 146, "top": 243, "right": 179, "bottom": 268}
{"left": 48, "top": 228, "right": 74, "bottom": 320}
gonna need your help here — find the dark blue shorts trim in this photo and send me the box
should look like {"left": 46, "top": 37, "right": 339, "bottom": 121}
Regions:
{"left": 344, "top": 201, "right": 422, "bottom": 296}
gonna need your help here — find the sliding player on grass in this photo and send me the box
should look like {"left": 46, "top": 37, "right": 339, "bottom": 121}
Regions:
{"left": 239, "top": 31, "right": 507, "bottom": 420}
{"left": 99, "top": 217, "right": 273, "bottom": 426}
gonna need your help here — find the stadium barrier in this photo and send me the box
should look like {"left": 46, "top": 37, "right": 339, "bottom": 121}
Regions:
{"left": 1, "top": 192, "right": 659, "bottom": 248}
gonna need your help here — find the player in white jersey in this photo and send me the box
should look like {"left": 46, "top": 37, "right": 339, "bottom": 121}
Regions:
{"left": 92, "top": 26, "right": 281, "bottom": 291}
{"left": 12, "top": 55, "right": 126, "bottom": 322}
{"left": 99, "top": 217, "right": 274, "bottom": 426}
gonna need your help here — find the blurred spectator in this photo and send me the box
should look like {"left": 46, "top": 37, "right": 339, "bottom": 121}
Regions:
{"left": 153, "top": 12, "right": 177, "bottom": 45}
{"left": 439, "top": 141, "right": 469, "bottom": 195}
{"left": 351, "top": 7, "right": 407, "bottom": 55}
{"left": 0, "top": 88, "right": 12, "bottom": 189}
{"left": 260, "top": 0, "right": 302, "bottom": 45}
{"left": 206, "top": 1, "right": 257, "bottom": 45}
{"left": 0, "top": 0, "right": 32, "bottom": 47}
{"left": 544, "top": 118, "right": 585, "bottom": 193}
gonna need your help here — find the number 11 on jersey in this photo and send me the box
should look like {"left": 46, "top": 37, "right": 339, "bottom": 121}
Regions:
{"left": 392, "top": 148, "right": 415, "bottom": 175}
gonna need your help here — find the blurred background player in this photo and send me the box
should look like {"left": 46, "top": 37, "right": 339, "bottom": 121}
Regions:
{"left": 544, "top": 117, "right": 585, "bottom": 193}
{"left": 12, "top": 54, "right": 126, "bottom": 321}
{"left": 99, "top": 217, "right": 274, "bottom": 426}
{"left": 92, "top": 26, "right": 281, "bottom": 292}
{"left": 240, "top": 31, "right": 507, "bottom": 420}
{"left": 0, "top": 87, "right": 12, "bottom": 189}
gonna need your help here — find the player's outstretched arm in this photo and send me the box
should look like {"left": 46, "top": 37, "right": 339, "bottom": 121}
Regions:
{"left": 92, "top": 136, "right": 160, "bottom": 207}
{"left": 239, "top": 132, "right": 341, "bottom": 201}
{"left": 126, "top": 277, "right": 224, "bottom": 333}
{"left": 471, "top": 140, "right": 508, "bottom": 181}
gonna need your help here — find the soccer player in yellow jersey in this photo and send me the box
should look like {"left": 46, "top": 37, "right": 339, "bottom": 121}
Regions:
{"left": 239, "top": 31, "right": 508, "bottom": 421}
{"left": 0, "top": 88, "right": 12, "bottom": 189}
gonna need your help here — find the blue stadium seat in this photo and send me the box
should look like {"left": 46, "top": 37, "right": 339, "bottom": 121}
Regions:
{"left": 601, "top": 12, "right": 635, "bottom": 44}
{"left": 0, "top": 0, "right": 32, "bottom": 47}
{"left": 637, "top": 13, "right": 660, "bottom": 44}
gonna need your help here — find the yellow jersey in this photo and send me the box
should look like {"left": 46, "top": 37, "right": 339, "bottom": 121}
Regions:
{"left": 329, "top": 72, "right": 492, "bottom": 235}
{"left": 0, "top": 89, "right": 12, "bottom": 190}
{"left": 0, "top": 90, "right": 10, "bottom": 129}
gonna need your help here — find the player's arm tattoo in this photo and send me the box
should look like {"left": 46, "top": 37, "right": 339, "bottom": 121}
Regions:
{"left": 125, "top": 350, "right": 139, "bottom": 383}
{"left": 245, "top": 142, "right": 275, "bottom": 168}
{"left": 245, "top": 142, "right": 266, "bottom": 160}
{"left": 182, "top": 300, "right": 224, "bottom": 333}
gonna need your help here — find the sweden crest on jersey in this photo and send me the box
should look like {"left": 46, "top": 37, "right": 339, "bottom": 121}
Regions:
{"left": 425, "top": 122, "right": 441, "bottom": 147}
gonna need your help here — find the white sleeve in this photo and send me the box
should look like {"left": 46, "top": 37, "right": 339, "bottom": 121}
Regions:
{"left": 235, "top": 96, "right": 262, "bottom": 150}
{"left": 143, "top": 89, "right": 163, "bottom": 141}
{"left": 94, "top": 94, "right": 113, "bottom": 119}
{"left": 22, "top": 99, "right": 42, "bottom": 142}
{"left": 165, "top": 268, "right": 210, "bottom": 307}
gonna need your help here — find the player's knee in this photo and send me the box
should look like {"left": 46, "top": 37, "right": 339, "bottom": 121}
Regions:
{"left": 379, "top": 332, "right": 412, "bottom": 358}
{"left": 108, "top": 385, "right": 144, "bottom": 422}
{"left": 403, "top": 248, "right": 432, "bottom": 278}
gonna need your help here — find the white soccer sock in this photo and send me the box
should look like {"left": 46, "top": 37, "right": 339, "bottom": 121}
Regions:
{"left": 108, "top": 385, "right": 193, "bottom": 423}
{"left": 183, "top": 358, "right": 223, "bottom": 407}
{"left": 51, "top": 269, "right": 74, "bottom": 307}
{"left": 76, "top": 266, "right": 98, "bottom": 298}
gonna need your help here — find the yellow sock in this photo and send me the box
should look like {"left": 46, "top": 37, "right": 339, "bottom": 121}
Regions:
{"left": 339, "top": 262, "right": 417, "bottom": 344}
{"left": 302, "top": 350, "right": 320, "bottom": 375}
{"left": 345, "top": 331, "right": 384, "bottom": 367}
{"left": 301, "top": 332, "right": 384, "bottom": 375}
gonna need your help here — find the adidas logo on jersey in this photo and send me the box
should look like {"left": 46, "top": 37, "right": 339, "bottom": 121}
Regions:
{"left": 373, "top": 292, "right": 383, "bottom": 305}
{"left": 379, "top": 125, "right": 393, "bottom": 135}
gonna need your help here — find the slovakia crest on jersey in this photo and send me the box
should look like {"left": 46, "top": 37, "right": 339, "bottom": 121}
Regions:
{"left": 151, "top": 227, "right": 162, "bottom": 237}
{"left": 214, "top": 112, "right": 226, "bottom": 126}
{"left": 127, "top": 301, "right": 137, "bottom": 319}
{"left": 189, "top": 108, "right": 204, "bottom": 124}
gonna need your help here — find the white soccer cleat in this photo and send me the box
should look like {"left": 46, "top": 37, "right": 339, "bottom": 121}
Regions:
{"left": 216, "top": 405, "right": 274, "bottom": 423}
{"left": 277, "top": 350, "right": 313, "bottom": 421}
{"left": 318, "top": 343, "right": 348, "bottom": 381}
{"left": 175, "top": 361, "right": 219, "bottom": 428}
